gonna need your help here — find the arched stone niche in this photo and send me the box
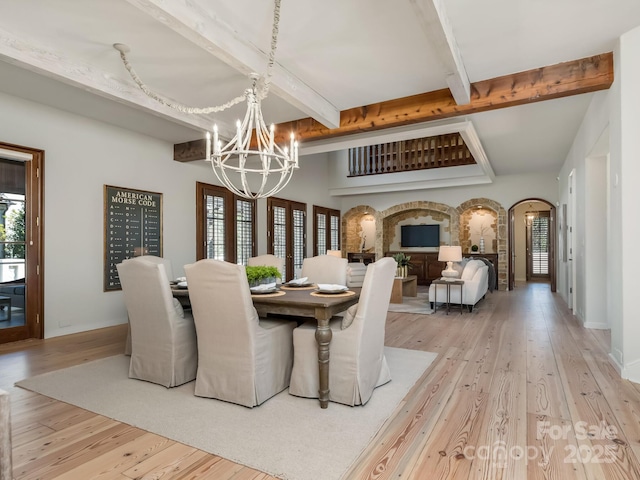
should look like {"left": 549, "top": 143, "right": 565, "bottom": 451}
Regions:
{"left": 342, "top": 205, "right": 377, "bottom": 255}
{"left": 376, "top": 201, "right": 459, "bottom": 259}
{"left": 457, "top": 198, "right": 507, "bottom": 290}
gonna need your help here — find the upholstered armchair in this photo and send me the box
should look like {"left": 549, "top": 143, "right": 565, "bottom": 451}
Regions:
{"left": 289, "top": 256, "right": 397, "bottom": 406}
{"left": 123, "top": 255, "right": 175, "bottom": 356}
{"left": 116, "top": 258, "right": 198, "bottom": 388}
{"left": 301, "top": 255, "right": 348, "bottom": 285}
{"left": 247, "top": 254, "right": 286, "bottom": 283}
{"left": 184, "top": 259, "right": 297, "bottom": 408}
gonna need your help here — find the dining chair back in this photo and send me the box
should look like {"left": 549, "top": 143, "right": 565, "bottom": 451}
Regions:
{"left": 123, "top": 255, "right": 175, "bottom": 355}
{"left": 301, "top": 255, "right": 348, "bottom": 285}
{"left": 247, "top": 254, "right": 285, "bottom": 283}
{"left": 0, "top": 388, "right": 11, "bottom": 480}
{"left": 289, "top": 256, "right": 397, "bottom": 405}
{"left": 184, "top": 259, "right": 296, "bottom": 407}
{"left": 116, "top": 258, "right": 197, "bottom": 387}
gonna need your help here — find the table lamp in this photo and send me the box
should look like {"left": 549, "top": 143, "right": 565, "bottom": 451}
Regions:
{"left": 326, "top": 250, "right": 342, "bottom": 258}
{"left": 438, "top": 246, "right": 462, "bottom": 281}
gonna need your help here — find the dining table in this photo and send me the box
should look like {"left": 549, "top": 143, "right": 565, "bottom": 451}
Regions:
{"left": 171, "top": 284, "right": 360, "bottom": 408}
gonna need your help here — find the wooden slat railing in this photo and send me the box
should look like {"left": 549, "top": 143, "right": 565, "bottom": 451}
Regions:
{"left": 347, "top": 133, "right": 476, "bottom": 177}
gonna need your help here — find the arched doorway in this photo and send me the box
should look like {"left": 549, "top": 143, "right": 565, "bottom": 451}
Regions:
{"left": 508, "top": 198, "right": 556, "bottom": 292}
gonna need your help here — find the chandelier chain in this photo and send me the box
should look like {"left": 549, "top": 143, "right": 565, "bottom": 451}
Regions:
{"left": 114, "top": 0, "right": 282, "bottom": 114}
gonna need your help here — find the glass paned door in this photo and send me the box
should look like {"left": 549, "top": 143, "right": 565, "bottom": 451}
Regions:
{"left": 268, "top": 198, "right": 306, "bottom": 281}
{"left": 312, "top": 206, "right": 340, "bottom": 256}
{"left": 527, "top": 211, "right": 550, "bottom": 278}
{"left": 196, "top": 182, "right": 256, "bottom": 263}
{"left": 0, "top": 191, "right": 26, "bottom": 330}
{"left": 205, "top": 193, "right": 226, "bottom": 260}
{"left": 0, "top": 146, "right": 43, "bottom": 345}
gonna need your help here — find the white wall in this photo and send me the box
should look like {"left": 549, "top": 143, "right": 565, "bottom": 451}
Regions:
{"left": 0, "top": 91, "right": 335, "bottom": 338}
{"left": 584, "top": 155, "right": 608, "bottom": 329}
{"left": 557, "top": 90, "right": 611, "bottom": 325}
{"left": 618, "top": 26, "right": 640, "bottom": 381}
{"left": 556, "top": 24, "right": 640, "bottom": 381}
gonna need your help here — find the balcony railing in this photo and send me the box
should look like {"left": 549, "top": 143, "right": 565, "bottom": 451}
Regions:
{"left": 348, "top": 133, "right": 476, "bottom": 177}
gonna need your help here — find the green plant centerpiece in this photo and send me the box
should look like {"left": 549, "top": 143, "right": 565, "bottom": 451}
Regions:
{"left": 245, "top": 265, "right": 282, "bottom": 287}
{"left": 471, "top": 244, "right": 479, "bottom": 252}
{"left": 392, "top": 253, "right": 411, "bottom": 277}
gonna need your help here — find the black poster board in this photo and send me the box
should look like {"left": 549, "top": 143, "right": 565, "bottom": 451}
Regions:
{"left": 104, "top": 185, "right": 163, "bottom": 291}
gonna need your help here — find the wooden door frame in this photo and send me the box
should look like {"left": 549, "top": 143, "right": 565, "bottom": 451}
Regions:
{"left": 195, "top": 182, "right": 256, "bottom": 262}
{"left": 0, "top": 142, "right": 44, "bottom": 343}
{"left": 526, "top": 210, "right": 551, "bottom": 280}
{"left": 312, "top": 205, "right": 341, "bottom": 256}
{"left": 267, "top": 197, "right": 306, "bottom": 281}
{"left": 508, "top": 198, "right": 556, "bottom": 292}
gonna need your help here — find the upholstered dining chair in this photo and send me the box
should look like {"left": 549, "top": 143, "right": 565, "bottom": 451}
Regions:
{"left": 123, "top": 255, "right": 175, "bottom": 356}
{"left": 116, "top": 257, "right": 198, "bottom": 387}
{"left": 300, "top": 254, "right": 348, "bottom": 285}
{"left": 289, "top": 256, "right": 397, "bottom": 406}
{"left": 247, "top": 254, "right": 286, "bottom": 283}
{"left": 184, "top": 259, "right": 297, "bottom": 408}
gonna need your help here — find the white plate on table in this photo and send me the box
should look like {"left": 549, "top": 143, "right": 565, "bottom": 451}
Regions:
{"left": 250, "top": 286, "right": 278, "bottom": 294}
{"left": 284, "top": 281, "right": 313, "bottom": 288}
{"left": 316, "top": 284, "right": 348, "bottom": 294}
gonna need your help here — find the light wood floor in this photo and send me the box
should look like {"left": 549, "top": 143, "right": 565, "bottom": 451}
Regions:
{"left": 3, "top": 282, "right": 640, "bottom": 479}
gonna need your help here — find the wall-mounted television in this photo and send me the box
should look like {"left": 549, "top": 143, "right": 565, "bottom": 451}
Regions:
{"left": 401, "top": 224, "right": 440, "bottom": 247}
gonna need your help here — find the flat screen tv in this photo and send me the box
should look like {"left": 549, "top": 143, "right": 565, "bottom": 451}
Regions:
{"left": 401, "top": 224, "right": 440, "bottom": 247}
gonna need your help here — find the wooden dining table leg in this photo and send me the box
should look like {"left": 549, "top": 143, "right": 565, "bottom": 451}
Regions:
{"left": 314, "top": 311, "right": 332, "bottom": 409}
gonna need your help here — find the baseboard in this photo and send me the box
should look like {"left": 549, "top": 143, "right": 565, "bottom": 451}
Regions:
{"left": 583, "top": 321, "right": 610, "bottom": 329}
{"left": 608, "top": 352, "right": 623, "bottom": 375}
{"left": 622, "top": 358, "right": 640, "bottom": 385}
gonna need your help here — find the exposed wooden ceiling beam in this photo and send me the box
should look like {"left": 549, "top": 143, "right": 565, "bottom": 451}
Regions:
{"left": 125, "top": 0, "right": 341, "bottom": 129}
{"left": 174, "top": 52, "right": 613, "bottom": 162}
{"left": 410, "top": 0, "right": 471, "bottom": 105}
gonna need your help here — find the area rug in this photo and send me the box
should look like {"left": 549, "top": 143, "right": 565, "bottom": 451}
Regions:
{"left": 16, "top": 346, "right": 437, "bottom": 480}
{"left": 387, "top": 292, "right": 434, "bottom": 314}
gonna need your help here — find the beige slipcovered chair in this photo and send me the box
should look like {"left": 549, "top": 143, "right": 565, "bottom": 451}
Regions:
{"left": 301, "top": 255, "right": 348, "bottom": 285}
{"left": 123, "top": 255, "right": 175, "bottom": 355}
{"left": 289, "top": 256, "right": 397, "bottom": 406}
{"left": 117, "top": 258, "right": 197, "bottom": 387}
{"left": 247, "top": 254, "right": 285, "bottom": 284}
{"left": 0, "top": 389, "right": 11, "bottom": 480}
{"left": 184, "top": 259, "right": 297, "bottom": 408}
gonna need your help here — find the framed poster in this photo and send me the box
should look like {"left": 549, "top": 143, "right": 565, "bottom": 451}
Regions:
{"left": 104, "top": 185, "right": 163, "bottom": 291}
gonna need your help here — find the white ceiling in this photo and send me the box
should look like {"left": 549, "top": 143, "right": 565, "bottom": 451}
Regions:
{"left": 1, "top": 0, "right": 639, "bottom": 180}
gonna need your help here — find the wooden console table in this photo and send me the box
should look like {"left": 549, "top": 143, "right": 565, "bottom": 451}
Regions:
{"left": 390, "top": 275, "right": 418, "bottom": 304}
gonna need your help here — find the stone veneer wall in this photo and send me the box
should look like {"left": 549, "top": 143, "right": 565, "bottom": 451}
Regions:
{"left": 460, "top": 208, "right": 498, "bottom": 253}
{"left": 457, "top": 198, "right": 507, "bottom": 290}
{"left": 342, "top": 205, "right": 377, "bottom": 256}
{"left": 383, "top": 208, "right": 451, "bottom": 251}
{"left": 342, "top": 198, "right": 507, "bottom": 290}
{"left": 377, "top": 201, "right": 459, "bottom": 257}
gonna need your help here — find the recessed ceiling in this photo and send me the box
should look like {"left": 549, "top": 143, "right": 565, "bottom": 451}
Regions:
{"left": 1, "top": 0, "right": 637, "bottom": 184}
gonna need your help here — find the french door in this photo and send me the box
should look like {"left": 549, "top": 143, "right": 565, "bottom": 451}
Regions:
{"left": 0, "top": 142, "right": 44, "bottom": 344}
{"left": 267, "top": 198, "right": 306, "bottom": 281}
{"left": 526, "top": 211, "right": 550, "bottom": 280}
{"left": 313, "top": 206, "right": 340, "bottom": 256}
{"left": 195, "top": 182, "right": 255, "bottom": 264}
